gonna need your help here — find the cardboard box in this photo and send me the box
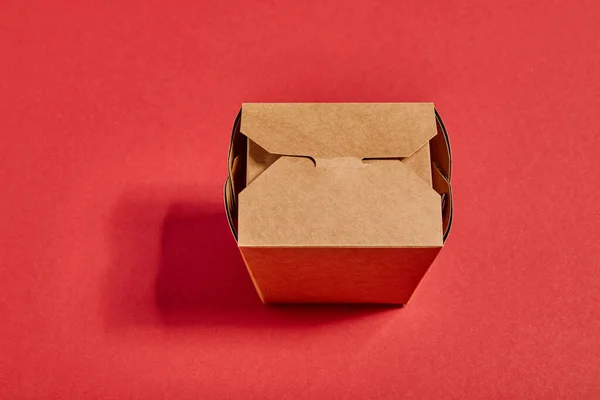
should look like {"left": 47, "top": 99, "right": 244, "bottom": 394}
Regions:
{"left": 224, "top": 103, "right": 453, "bottom": 304}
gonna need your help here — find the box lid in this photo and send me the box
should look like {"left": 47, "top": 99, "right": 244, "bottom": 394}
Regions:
{"left": 238, "top": 103, "right": 443, "bottom": 248}
{"left": 241, "top": 103, "right": 435, "bottom": 160}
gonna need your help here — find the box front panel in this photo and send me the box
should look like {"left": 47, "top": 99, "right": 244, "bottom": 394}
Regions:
{"left": 240, "top": 247, "right": 441, "bottom": 304}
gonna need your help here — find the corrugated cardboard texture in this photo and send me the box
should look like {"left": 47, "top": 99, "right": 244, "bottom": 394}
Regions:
{"left": 240, "top": 247, "right": 441, "bottom": 304}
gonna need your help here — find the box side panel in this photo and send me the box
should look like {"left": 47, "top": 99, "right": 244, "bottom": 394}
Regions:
{"left": 224, "top": 111, "right": 248, "bottom": 240}
{"left": 430, "top": 109, "right": 452, "bottom": 180}
{"left": 432, "top": 163, "right": 453, "bottom": 240}
{"left": 430, "top": 110, "right": 453, "bottom": 241}
{"left": 240, "top": 247, "right": 441, "bottom": 304}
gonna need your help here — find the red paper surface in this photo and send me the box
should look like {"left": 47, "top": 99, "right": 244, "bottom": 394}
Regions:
{"left": 2, "top": 1, "right": 600, "bottom": 398}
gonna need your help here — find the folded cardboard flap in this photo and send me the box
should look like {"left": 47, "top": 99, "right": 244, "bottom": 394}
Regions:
{"left": 225, "top": 104, "right": 453, "bottom": 243}
{"left": 237, "top": 103, "right": 443, "bottom": 248}
{"left": 241, "top": 103, "right": 436, "bottom": 160}
{"left": 432, "top": 163, "right": 452, "bottom": 239}
{"left": 430, "top": 110, "right": 452, "bottom": 180}
{"left": 224, "top": 111, "right": 246, "bottom": 239}
{"left": 245, "top": 103, "right": 436, "bottom": 187}
{"left": 247, "top": 139, "right": 280, "bottom": 185}
{"left": 239, "top": 156, "right": 443, "bottom": 247}
{"left": 249, "top": 138, "right": 433, "bottom": 187}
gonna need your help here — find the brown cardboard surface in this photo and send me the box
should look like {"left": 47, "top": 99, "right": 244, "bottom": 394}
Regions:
{"left": 399, "top": 142, "right": 432, "bottom": 186}
{"left": 241, "top": 103, "right": 436, "bottom": 160}
{"left": 238, "top": 156, "right": 442, "bottom": 246}
{"left": 244, "top": 106, "right": 452, "bottom": 191}
{"left": 256, "top": 141, "right": 433, "bottom": 187}
{"left": 239, "top": 103, "right": 442, "bottom": 248}
{"left": 247, "top": 139, "right": 280, "bottom": 185}
{"left": 244, "top": 103, "right": 436, "bottom": 187}
{"left": 226, "top": 103, "right": 452, "bottom": 304}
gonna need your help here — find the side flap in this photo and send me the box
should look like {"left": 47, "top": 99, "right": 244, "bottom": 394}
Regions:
{"left": 227, "top": 110, "right": 246, "bottom": 210}
{"left": 247, "top": 138, "right": 281, "bottom": 186}
{"left": 430, "top": 109, "right": 452, "bottom": 179}
{"left": 238, "top": 156, "right": 443, "bottom": 247}
{"left": 400, "top": 142, "right": 432, "bottom": 186}
{"left": 432, "top": 163, "right": 453, "bottom": 241}
{"left": 241, "top": 103, "right": 436, "bottom": 159}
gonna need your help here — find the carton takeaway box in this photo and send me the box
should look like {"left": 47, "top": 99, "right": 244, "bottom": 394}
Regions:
{"left": 224, "top": 103, "right": 453, "bottom": 304}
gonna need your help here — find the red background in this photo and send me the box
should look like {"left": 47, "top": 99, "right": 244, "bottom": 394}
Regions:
{"left": 2, "top": 1, "right": 599, "bottom": 398}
